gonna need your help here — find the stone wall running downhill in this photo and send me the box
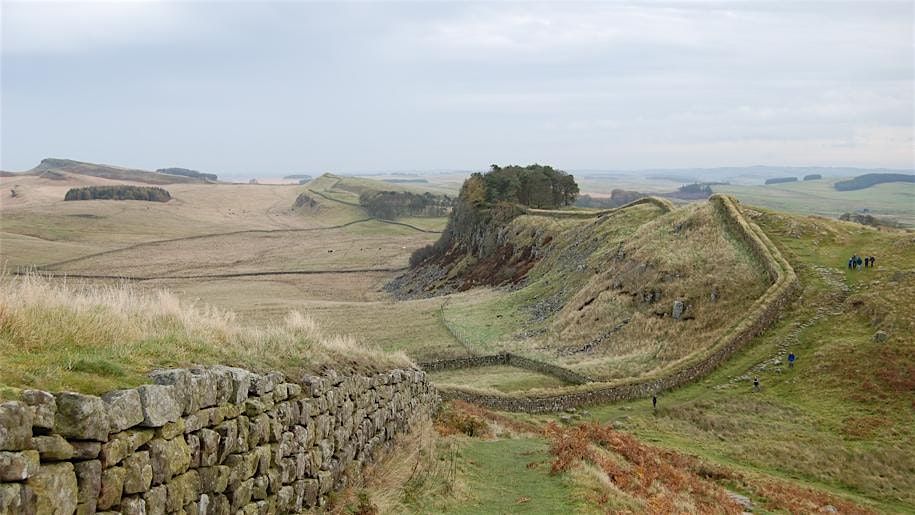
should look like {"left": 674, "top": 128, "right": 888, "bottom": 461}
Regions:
{"left": 431, "top": 195, "right": 800, "bottom": 413}
{"left": 522, "top": 196, "right": 675, "bottom": 219}
{"left": 420, "top": 353, "right": 593, "bottom": 385}
{"left": 0, "top": 366, "right": 439, "bottom": 514}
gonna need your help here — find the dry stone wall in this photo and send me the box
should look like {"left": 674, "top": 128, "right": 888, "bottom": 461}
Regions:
{"left": 0, "top": 366, "right": 438, "bottom": 514}
{"left": 420, "top": 353, "right": 592, "bottom": 385}
{"left": 434, "top": 195, "right": 799, "bottom": 412}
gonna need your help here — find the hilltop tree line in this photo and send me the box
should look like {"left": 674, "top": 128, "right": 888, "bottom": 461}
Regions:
{"left": 359, "top": 190, "right": 454, "bottom": 219}
{"left": 64, "top": 186, "right": 172, "bottom": 202}
{"left": 462, "top": 164, "right": 579, "bottom": 209}
{"left": 834, "top": 173, "right": 915, "bottom": 191}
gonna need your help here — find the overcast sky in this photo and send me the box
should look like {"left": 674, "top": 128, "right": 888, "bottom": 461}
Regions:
{"left": 2, "top": 1, "right": 913, "bottom": 176}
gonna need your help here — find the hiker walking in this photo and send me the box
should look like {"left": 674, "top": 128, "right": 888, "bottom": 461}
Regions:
{"left": 788, "top": 353, "right": 796, "bottom": 368}
{"left": 652, "top": 394, "right": 657, "bottom": 411}
{"left": 870, "top": 256, "right": 876, "bottom": 268}
{"left": 848, "top": 257, "right": 854, "bottom": 269}
{"left": 753, "top": 377, "right": 761, "bottom": 392}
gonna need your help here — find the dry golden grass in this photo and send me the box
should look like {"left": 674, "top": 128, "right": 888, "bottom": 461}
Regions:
{"left": 0, "top": 272, "right": 411, "bottom": 394}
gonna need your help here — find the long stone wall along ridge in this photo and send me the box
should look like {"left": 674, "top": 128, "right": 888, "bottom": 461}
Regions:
{"left": 0, "top": 366, "right": 439, "bottom": 514}
{"left": 429, "top": 195, "right": 799, "bottom": 412}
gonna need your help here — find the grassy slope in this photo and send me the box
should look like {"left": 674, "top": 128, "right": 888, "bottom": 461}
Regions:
{"left": 525, "top": 211, "right": 914, "bottom": 512}
{"left": 714, "top": 178, "right": 915, "bottom": 227}
{"left": 432, "top": 200, "right": 770, "bottom": 384}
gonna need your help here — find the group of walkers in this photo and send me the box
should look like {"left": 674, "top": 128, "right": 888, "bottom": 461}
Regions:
{"left": 848, "top": 254, "right": 876, "bottom": 270}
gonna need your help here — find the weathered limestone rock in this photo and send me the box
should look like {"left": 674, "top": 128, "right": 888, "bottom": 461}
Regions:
{"left": 102, "top": 389, "right": 145, "bottom": 433}
{"left": 0, "top": 482, "right": 36, "bottom": 514}
{"left": 197, "top": 428, "right": 220, "bottom": 467}
{"left": 20, "top": 390, "right": 56, "bottom": 431}
{"left": 97, "top": 466, "right": 126, "bottom": 510}
{"left": 123, "top": 451, "right": 153, "bottom": 494}
{"left": 54, "top": 392, "right": 110, "bottom": 442}
{"left": 189, "top": 368, "right": 219, "bottom": 409}
{"left": 74, "top": 459, "right": 101, "bottom": 509}
{"left": 33, "top": 435, "right": 75, "bottom": 461}
{"left": 0, "top": 450, "right": 40, "bottom": 481}
{"left": 225, "top": 452, "right": 259, "bottom": 490}
{"left": 230, "top": 478, "right": 254, "bottom": 511}
{"left": 143, "top": 484, "right": 167, "bottom": 515}
{"left": 120, "top": 495, "right": 147, "bottom": 515}
{"left": 70, "top": 441, "right": 102, "bottom": 460}
{"left": 0, "top": 401, "right": 33, "bottom": 451}
{"left": 100, "top": 437, "right": 130, "bottom": 467}
{"left": 27, "top": 461, "right": 78, "bottom": 515}
{"left": 165, "top": 470, "right": 199, "bottom": 512}
{"left": 212, "top": 366, "right": 251, "bottom": 405}
{"left": 151, "top": 369, "right": 195, "bottom": 415}
{"left": 156, "top": 419, "right": 185, "bottom": 441}
{"left": 672, "top": 300, "right": 686, "bottom": 320}
{"left": 198, "top": 465, "right": 230, "bottom": 494}
{"left": 148, "top": 436, "right": 191, "bottom": 485}
{"left": 137, "top": 385, "right": 182, "bottom": 428}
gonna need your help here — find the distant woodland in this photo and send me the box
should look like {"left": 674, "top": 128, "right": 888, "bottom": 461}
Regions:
{"left": 765, "top": 177, "right": 798, "bottom": 185}
{"left": 64, "top": 186, "right": 172, "bottom": 202}
{"left": 834, "top": 173, "right": 915, "bottom": 191}
{"left": 359, "top": 190, "right": 454, "bottom": 219}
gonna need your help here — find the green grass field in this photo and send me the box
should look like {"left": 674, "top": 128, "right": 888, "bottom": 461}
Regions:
{"left": 714, "top": 178, "right": 915, "bottom": 227}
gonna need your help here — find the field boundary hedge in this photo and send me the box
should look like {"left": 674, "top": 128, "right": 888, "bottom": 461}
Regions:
{"left": 430, "top": 195, "right": 800, "bottom": 412}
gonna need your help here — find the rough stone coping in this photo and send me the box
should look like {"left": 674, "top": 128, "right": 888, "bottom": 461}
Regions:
{"left": 429, "top": 195, "right": 799, "bottom": 412}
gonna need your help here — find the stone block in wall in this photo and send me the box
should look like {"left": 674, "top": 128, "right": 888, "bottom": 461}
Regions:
{"left": 196, "top": 428, "right": 220, "bottom": 467}
{"left": 102, "top": 389, "right": 144, "bottom": 433}
{"left": 120, "top": 495, "right": 146, "bottom": 515}
{"left": 0, "top": 401, "right": 33, "bottom": 451}
{"left": 19, "top": 390, "right": 56, "bottom": 432}
{"left": 165, "top": 470, "right": 198, "bottom": 512}
{"left": 97, "top": 466, "right": 126, "bottom": 510}
{"left": 148, "top": 436, "right": 190, "bottom": 485}
{"left": 143, "top": 484, "right": 167, "bottom": 515}
{"left": 74, "top": 459, "right": 101, "bottom": 508}
{"left": 113, "top": 428, "right": 155, "bottom": 454}
{"left": 33, "top": 435, "right": 75, "bottom": 461}
{"left": 252, "top": 475, "right": 269, "bottom": 500}
{"left": 230, "top": 477, "right": 254, "bottom": 512}
{"left": 123, "top": 451, "right": 153, "bottom": 494}
{"left": 27, "top": 461, "right": 78, "bottom": 515}
{"left": 189, "top": 367, "right": 219, "bottom": 409}
{"left": 244, "top": 398, "right": 266, "bottom": 417}
{"left": 211, "top": 366, "right": 251, "bottom": 405}
{"left": 273, "top": 383, "right": 289, "bottom": 401}
{"left": 0, "top": 482, "right": 36, "bottom": 515}
{"left": 266, "top": 469, "right": 281, "bottom": 495}
{"left": 210, "top": 493, "right": 230, "bottom": 515}
{"left": 276, "top": 485, "right": 294, "bottom": 512}
{"left": 197, "top": 465, "right": 230, "bottom": 494}
{"left": 184, "top": 410, "right": 208, "bottom": 434}
{"left": 151, "top": 369, "right": 195, "bottom": 416}
{"left": 253, "top": 445, "right": 271, "bottom": 476}
{"left": 225, "top": 451, "right": 259, "bottom": 490}
{"left": 186, "top": 492, "right": 209, "bottom": 515}
{"left": 54, "top": 392, "right": 110, "bottom": 442}
{"left": 302, "top": 478, "right": 319, "bottom": 508}
{"left": 248, "top": 414, "right": 270, "bottom": 448}
{"left": 215, "top": 420, "right": 237, "bottom": 464}
{"left": 137, "top": 385, "right": 182, "bottom": 428}
{"left": 99, "top": 437, "right": 129, "bottom": 468}
{"left": 187, "top": 433, "right": 201, "bottom": 468}
{"left": 67, "top": 441, "right": 99, "bottom": 462}
{"left": 0, "top": 450, "right": 39, "bottom": 481}
{"left": 156, "top": 418, "right": 185, "bottom": 441}
{"left": 236, "top": 415, "right": 251, "bottom": 454}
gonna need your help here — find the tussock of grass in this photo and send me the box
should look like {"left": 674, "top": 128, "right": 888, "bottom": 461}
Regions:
{"left": 0, "top": 273, "right": 412, "bottom": 394}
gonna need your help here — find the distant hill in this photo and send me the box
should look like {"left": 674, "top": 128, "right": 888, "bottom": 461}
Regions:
{"left": 23, "top": 158, "right": 206, "bottom": 185}
{"left": 283, "top": 174, "right": 312, "bottom": 180}
{"left": 834, "top": 173, "right": 915, "bottom": 191}
{"left": 156, "top": 167, "right": 218, "bottom": 182}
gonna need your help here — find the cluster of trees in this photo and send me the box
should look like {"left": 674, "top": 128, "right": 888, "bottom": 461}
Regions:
{"left": 834, "top": 173, "right": 915, "bottom": 191}
{"left": 359, "top": 191, "right": 453, "bottom": 219}
{"left": 803, "top": 174, "right": 822, "bottom": 181}
{"left": 64, "top": 186, "right": 172, "bottom": 202}
{"left": 765, "top": 177, "right": 798, "bottom": 185}
{"left": 156, "top": 167, "right": 217, "bottom": 182}
{"left": 462, "top": 164, "right": 579, "bottom": 209}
